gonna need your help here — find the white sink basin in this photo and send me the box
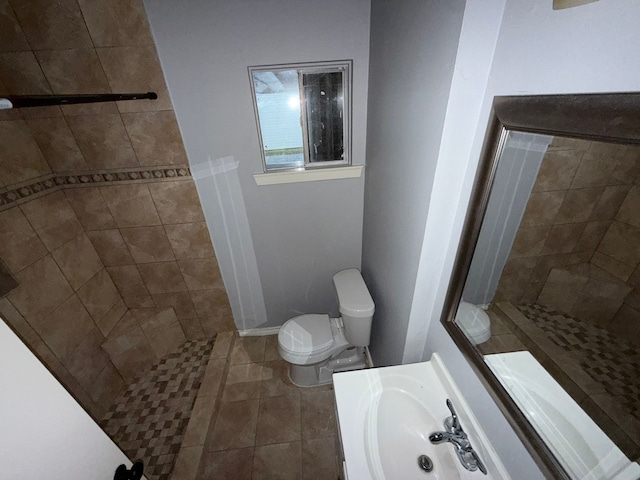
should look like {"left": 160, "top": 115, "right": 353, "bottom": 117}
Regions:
{"left": 333, "top": 355, "right": 510, "bottom": 480}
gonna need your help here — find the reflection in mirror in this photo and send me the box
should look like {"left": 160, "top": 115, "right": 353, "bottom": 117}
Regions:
{"left": 443, "top": 94, "right": 640, "bottom": 480}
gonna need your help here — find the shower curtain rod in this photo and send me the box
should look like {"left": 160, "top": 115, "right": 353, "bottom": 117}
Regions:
{"left": 0, "top": 92, "right": 157, "bottom": 109}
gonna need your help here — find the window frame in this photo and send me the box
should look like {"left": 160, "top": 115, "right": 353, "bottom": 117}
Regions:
{"left": 248, "top": 60, "right": 352, "bottom": 173}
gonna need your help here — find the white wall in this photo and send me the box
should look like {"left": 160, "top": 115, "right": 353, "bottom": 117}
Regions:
{"left": 0, "top": 319, "right": 133, "bottom": 480}
{"left": 362, "top": 0, "right": 467, "bottom": 367}
{"left": 144, "top": 0, "right": 371, "bottom": 328}
{"left": 411, "top": 0, "right": 640, "bottom": 477}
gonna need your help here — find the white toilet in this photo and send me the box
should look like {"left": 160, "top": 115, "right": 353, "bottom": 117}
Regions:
{"left": 278, "top": 269, "right": 375, "bottom": 387}
{"left": 455, "top": 301, "right": 491, "bottom": 345}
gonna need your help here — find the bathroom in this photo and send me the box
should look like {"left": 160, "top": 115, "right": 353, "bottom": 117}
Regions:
{"left": 1, "top": 1, "right": 639, "bottom": 479}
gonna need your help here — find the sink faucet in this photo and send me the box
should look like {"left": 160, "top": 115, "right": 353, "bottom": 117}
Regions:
{"left": 429, "top": 399, "right": 487, "bottom": 475}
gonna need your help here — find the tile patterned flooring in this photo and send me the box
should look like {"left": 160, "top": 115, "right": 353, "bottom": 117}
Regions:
{"left": 482, "top": 302, "right": 640, "bottom": 462}
{"left": 101, "top": 340, "right": 214, "bottom": 480}
{"left": 192, "top": 334, "right": 339, "bottom": 480}
{"left": 102, "top": 332, "right": 340, "bottom": 480}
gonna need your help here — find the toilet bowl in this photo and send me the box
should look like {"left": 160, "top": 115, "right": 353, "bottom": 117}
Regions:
{"left": 455, "top": 301, "right": 491, "bottom": 345}
{"left": 278, "top": 269, "right": 375, "bottom": 387}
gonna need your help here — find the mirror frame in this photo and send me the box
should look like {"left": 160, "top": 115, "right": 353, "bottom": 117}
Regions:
{"left": 441, "top": 92, "right": 640, "bottom": 479}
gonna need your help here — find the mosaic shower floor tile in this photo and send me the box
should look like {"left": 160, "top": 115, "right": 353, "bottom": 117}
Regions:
{"left": 101, "top": 339, "right": 214, "bottom": 480}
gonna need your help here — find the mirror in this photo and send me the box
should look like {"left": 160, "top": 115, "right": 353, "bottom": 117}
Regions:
{"left": 442, "top": 93, "right": 640, "bottom": 480}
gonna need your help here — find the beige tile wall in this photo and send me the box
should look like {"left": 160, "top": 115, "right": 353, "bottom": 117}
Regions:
{"left": 0, "top": 0, "right": 234, "bottom": 418}
{"left": 495, "top": 136, "right": 640, "bottom": 342}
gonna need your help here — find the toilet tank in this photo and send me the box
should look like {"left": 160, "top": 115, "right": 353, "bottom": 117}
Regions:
{"left": 332, "top": 269, "right": 375, "bottom": 347}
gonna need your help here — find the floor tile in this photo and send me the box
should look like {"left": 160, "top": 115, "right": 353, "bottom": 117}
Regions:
{"left": 256, "top": 395, "right": 301, "bottom": 445}
{"left": 208, "top": 399, "right": 259, "bottom": 451}
{"left": 301, "top": 389, "right": 336, "bottom": 440}
{"left": 230, "top": 336, "right": 266, "bottom": 365}
{"left": 198, "top": 447, "right": 253, "bottom": 480}
{"left": 261, "top": 360, "right": 300, "bottom": 398}
{"left": 302, "top": 437, "right": 338, "bottom": 480}
{"left": 252, "top": 442, "right": 302, "bottom": 480}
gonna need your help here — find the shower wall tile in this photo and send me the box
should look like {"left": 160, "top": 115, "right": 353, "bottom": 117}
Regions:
{"left": 100, "top": 184, "right": 161, "bottom": 227}
{"left": 0, "top": 119, "right": 51, "bottom": 187}
{"left": 152, "top": 292, "right": 198, "bottom": 319}
{"left": 120, "top": 226, "right": 175, "bottom": 263}
{"left": 107, "top": 265, "right": 149, "bottom": 297}
{"left": 86, "top": 229, "right": 135, "bottom": 266}
{"left": 66, "top": 114, "right": 138, "bottom": 169}
{"left": 590, "top": 185, "right": 631, "bottom": 221}
{"left": 165, "top": 222, "right": 215, "bottom": 260}
{"left": 178, "top": 317, "right": 207, "bottom": 340}
{"left": 570, "top": 151, "right": 618, "bottom": 189}
{"left": 615, "top": 185, "right": 640, "bottom": 228}
{"left": 531, "top": 149, "right": 582, "bottom": 192}
{"left": 97, "top": 298, "right": 128, "bottom": 337}
{"left": 122, "top": 294, "right": 155, "bottom": 309}
{"left": 590, "top": 251, "right": 634, "bottom": 282}
{"left": 0, "top": 51, "right": 51, "bottom": 95}
{"left": 191, "top": 289, "right": 233, "bottom": 319}
{"left": 554, "top": 187, "right": 603, "bottom": 224}
{"left": 520, "top": 191, "right": 565, "bottom": 228}
{"left": 542, "top": 223, "right": 585, "bottom": 255}
{"left": 60, "top": 101, "right": 119, "bottom": 117}
{"left": 38, "top": 294, "right": 96, "bottom": 364}
{"left": 52, "top": 233, "right": 104, "bottom": 290}
{"left": 78, "top": 0, "right": 154, "bottom": 48}
{"left": 122, "top": 111, "right": 188, "bottom": 166}
{"left": 135, "top": 307, "right": 186, "bottom": 358}
{"left": 0, "top": 1, "right": 29, "bottom": 52}
{"left": 574, "top": 221, "right": 610, "bottom": 255}
{"left": 89, "top": 360, "right": 125, "bottom": 405}
{"left": 149, "top": 181, "right": 205, "bottom": 224}
{"left": 97, "top": 45, "right": 172, "bottom": 112}
{"left": 0, "top": 207, "right": 47, "bottom": 272}
{"left": 77, "top": 268, "right": 122, "bottom": 324}
{"left": 65, "top": 187, "right": 117, "bottom": 230}
{"left": 20, "top": 191, "right": 82, "bottom": 251}
{"left": 610, "top": 147, "right": 640, "bottom": 185}
{"left": 25, "top": 117, "right": 88, "bottom": 172}
{"left": 199, "top": 314, "right": 236, "bottom": 338}
{"left": 102, "top": 321, "right": 156, "bottom": 381}
{"left": 597, "top": 221, "right": 640, "bottom": 267}
{"left": 510, "top": 226, "right": 550, "bottom": 259}
{"left": 11, "top": 0, "right": 93, "bottom": 50}
{"left": 179, "top": 258, "right": 223, "bottom": 291}
{"left": 498, "top": 257, "right": 537, "bottom": 286}
{"left": 35, "top": 49, "right": 111, "bottom": 95}
{"left": 137, "top": 261, "right": 188, "bottom": 294}
{"left": 8, "top": 255, "right": 73, "bottom": 321}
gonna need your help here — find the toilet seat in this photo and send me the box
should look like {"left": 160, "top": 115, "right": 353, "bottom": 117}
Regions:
{"left": 278, "top": 314, "right": 342, "bottom": 365}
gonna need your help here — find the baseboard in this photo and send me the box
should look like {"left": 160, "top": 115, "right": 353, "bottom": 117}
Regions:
{"left": 365, "top": 346, "right": 374, "bottom": 368}
{"left": 238, "top": 326, "right": 281, "bottom": 337}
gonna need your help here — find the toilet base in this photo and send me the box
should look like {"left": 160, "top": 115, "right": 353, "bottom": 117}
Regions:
{"left": 288, "top": 346, "right": 367, "bottom": 387}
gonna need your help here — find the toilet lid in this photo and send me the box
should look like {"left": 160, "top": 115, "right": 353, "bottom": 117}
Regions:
{"left": 455, "top": 302, "right": 491, "bottom": 336}
{"left": 279, "top": 314, "right": 333, "bottom": 355}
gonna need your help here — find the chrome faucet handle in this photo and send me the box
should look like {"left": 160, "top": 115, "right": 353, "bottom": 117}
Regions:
{"left": 444, "top": 399, "right": 463, "bottom": 435}
{"left": 460, "top": 448, "right": 488, "bottom": 475}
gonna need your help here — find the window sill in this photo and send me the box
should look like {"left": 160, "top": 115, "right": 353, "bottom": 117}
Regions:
{"left": 253, "top": 165, "right": 363, "bottom": 186}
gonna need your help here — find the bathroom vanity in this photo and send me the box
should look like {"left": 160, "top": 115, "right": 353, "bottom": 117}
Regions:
{"left": 333, "top": 355, "right": 511, "bottom": 479}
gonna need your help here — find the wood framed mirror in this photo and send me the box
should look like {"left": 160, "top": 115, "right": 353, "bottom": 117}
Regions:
{"left": 441, "top": 92, "right": 640, "bottom": 479}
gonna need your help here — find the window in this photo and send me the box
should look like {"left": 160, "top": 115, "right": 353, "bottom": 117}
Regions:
{"left": 249, "top": 61, "right": 351, "bottom": 172}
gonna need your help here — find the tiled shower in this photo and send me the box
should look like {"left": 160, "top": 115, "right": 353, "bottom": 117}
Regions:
{"left": 486, "top": 135, "right": 640, "bottom": 460}
{"left": 0, "top": 0, "right": 233, "bottom": 441}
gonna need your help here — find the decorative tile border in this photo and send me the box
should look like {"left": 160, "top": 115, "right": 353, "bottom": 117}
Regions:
{"left": 0, "top": 166, "right": 192, "bottom": 211}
